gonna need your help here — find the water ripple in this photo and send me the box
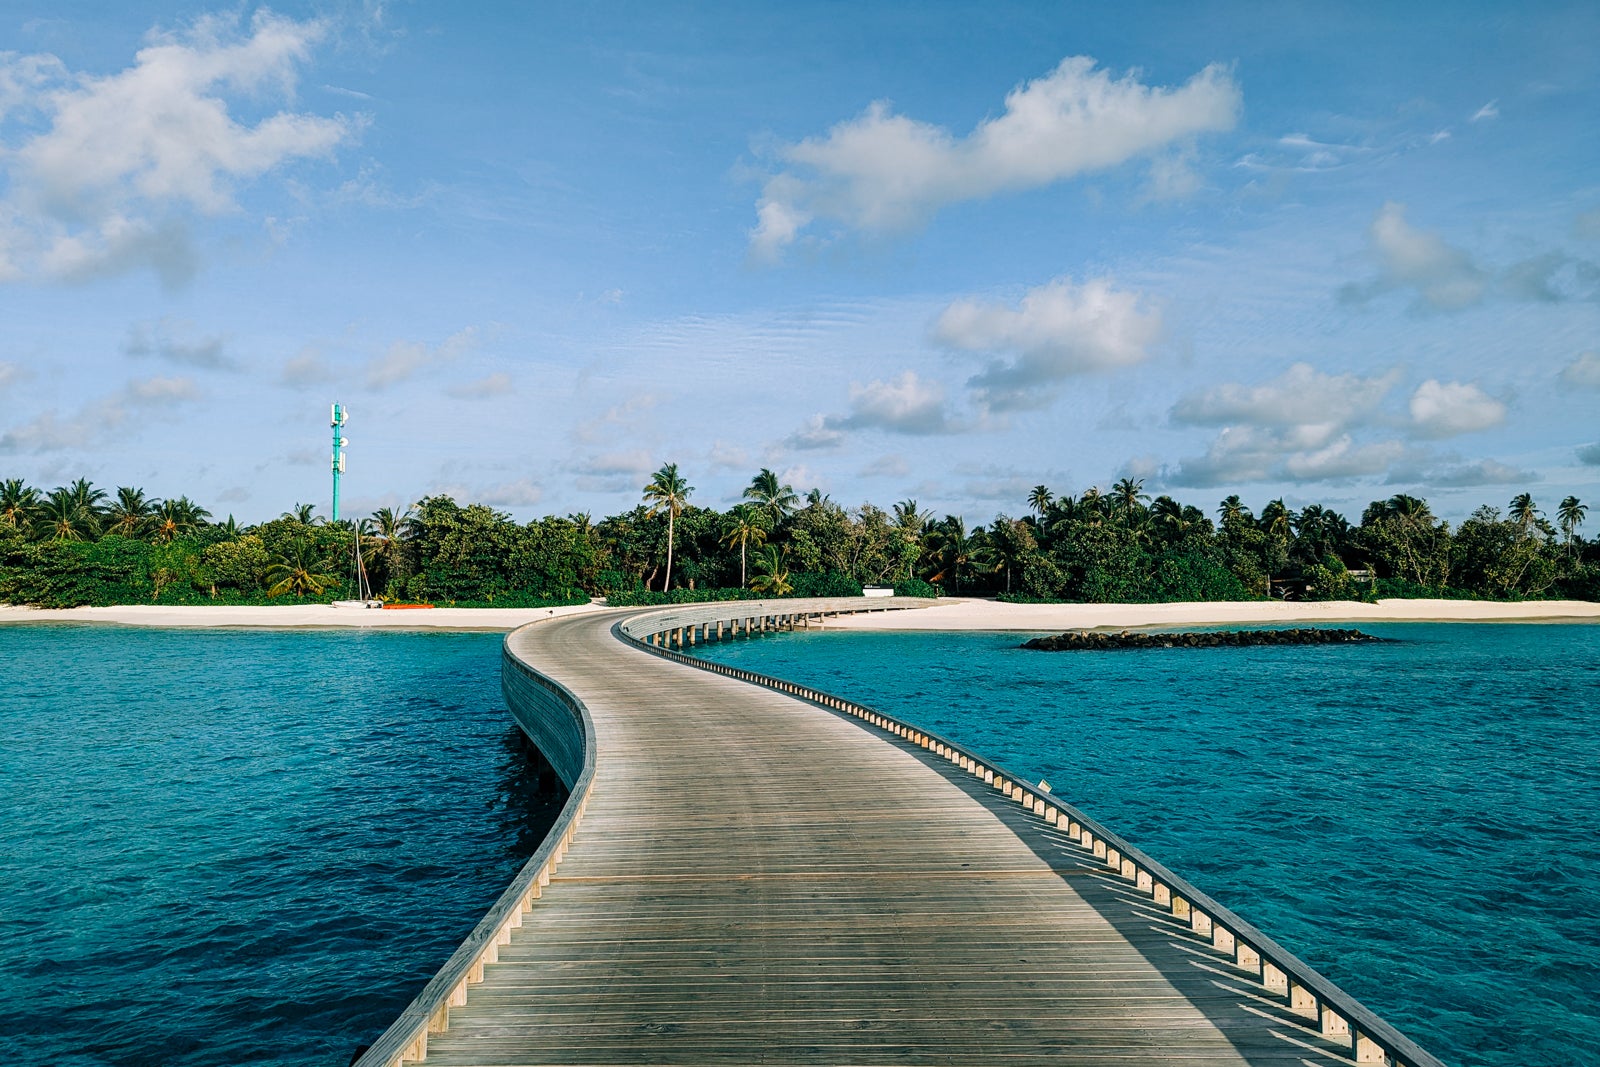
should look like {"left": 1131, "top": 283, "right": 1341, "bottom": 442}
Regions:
{"left": 0, "top": 626, "right": 564, "bottom": 1067}
{"left": 695, "top": 621, "right": 1600, "bottom": 1067}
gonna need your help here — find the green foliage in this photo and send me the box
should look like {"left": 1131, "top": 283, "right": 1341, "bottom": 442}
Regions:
{"left": 892, "top": 577, "right": 941, "bottom": 598}
{"left": 789, "top": 571, "right": 862, "bottom": 598}
{"left": 1150, "top": 551, "right": 1255, "bottom": 602}
{"left": 605, "top": 587, "right": 766, "bottom": 607}
{"left": 1, "top": 473, "right": 1593, "bottom": 608}
{"left": 202, "top": 535, "right": 270, "bottom": 591}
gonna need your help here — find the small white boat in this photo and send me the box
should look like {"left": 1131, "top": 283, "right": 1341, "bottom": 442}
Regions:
{"left": 332, "top": 599, "right": 384, "bottom": 609}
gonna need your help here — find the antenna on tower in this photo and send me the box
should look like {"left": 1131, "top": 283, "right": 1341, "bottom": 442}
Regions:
{"left": 331, "top": 402, "right": 348, "bottom": 523}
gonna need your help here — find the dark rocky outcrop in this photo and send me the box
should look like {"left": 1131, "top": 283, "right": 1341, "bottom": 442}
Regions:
{"left": 1021, "top": 627, "right": 1384, "bottom": 651}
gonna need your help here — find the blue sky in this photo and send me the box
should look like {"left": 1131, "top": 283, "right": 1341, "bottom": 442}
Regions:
{"left": 1, "top": 1, "right": 1597, "bottom": 524}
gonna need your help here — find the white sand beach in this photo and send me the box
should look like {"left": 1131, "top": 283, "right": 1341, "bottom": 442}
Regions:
{"left": 2, "top": 596, "right": 1595, "bottom": 632}
{"left": 824, "top": 597, "right": 1600, "bottom": 631}
{"left": 0, "top": 602, "right": 608, "bottom": 631}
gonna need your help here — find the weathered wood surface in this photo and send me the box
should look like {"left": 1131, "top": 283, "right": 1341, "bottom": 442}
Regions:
{"left": 422, "top": 609, "right": 1356, "bottom": 1065}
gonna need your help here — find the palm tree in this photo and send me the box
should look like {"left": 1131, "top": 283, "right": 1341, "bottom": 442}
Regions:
{"left": 721, "top": 504, "right": 767, "bottom": 588}
{"left": 1150, "top": 495, "right": 1187, "bottom": 537}
{"left": 1558, "top": 496, "right": 1586, "bottom": 553}
{"left": 1079, "top": 486, "right": 1108, "bottom": 523}
{"left": 39, "top": 487, "right": 99, "bottom": 541}
{"left": 283, "top": 503, "right": 322, "bottom": 525}
{"left": 1218, "top": 494, "right": 1247, "bottom": 524}
{"left": 923, "top": 515, "right": 990, "bottom": 594}
{"left": 743, "top": 468, "right": 798, "bottom": 530}
{"left": 1509, "top": 493, "right": 1540, "bottom": 533}
{"left": 265, "top": 537, "right": 337, "bottom": 597}
{"left": 366, "top": 506, "right": 413, "bottom": 590}
{"left": 748, "top": 544, "right": 793, "bottom": 595}
{"left": 106, "top": 487, "right": 157, "bottom": 538}
{"left": 150, "top": 496, "right": 211, "bottom": 542}
{"left": 1027, "top": 485, "right": 1054, "bottom": 517}
{"left": 64, "top": 478, "right": 108, "bottom": 522}
{"left": 893, "top": 499, "right": 931, "bottom": 537}
{"left": 0, "top": 479, "right": 41, "bottom": 532}
{"left": 1111, "top": 477, "right": 1148, "bottom": 523}
{"left": 642, "top": 463, "right": 692, "bottom": 591}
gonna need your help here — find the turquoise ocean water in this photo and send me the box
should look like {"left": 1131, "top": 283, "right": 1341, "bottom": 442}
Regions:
{"left": 0, "top": 626, "right": 562, "bottom": 1067}
{"left": 693, "top": 622, "right": 1600, "bottom": 1067}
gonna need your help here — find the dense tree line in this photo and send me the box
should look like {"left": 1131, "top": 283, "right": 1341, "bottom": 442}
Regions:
{"left": 0, "top": 469, "right": 1593, "bottom": 608}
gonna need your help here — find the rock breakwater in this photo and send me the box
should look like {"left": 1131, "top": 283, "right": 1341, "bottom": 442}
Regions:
{"left": 1021, "top": 627, "right": 1383, "bottom": 651}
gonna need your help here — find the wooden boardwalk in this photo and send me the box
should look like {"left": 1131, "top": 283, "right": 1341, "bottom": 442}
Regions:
{"left": 404, "top": 609, "right": 1374, "bottom": 1066}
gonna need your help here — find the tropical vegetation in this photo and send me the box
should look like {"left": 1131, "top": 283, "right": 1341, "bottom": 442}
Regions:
{"left": 0, "top": 470, "right": 1594, "bottom": 608}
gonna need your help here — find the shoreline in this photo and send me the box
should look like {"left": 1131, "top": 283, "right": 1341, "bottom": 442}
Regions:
{"left": 0, "top": 602, "right": 608, "bottom": 631}
{"left": 1, "top": 596, "right": 1596, "bottom": 632}
{"left": 822, "top": 597, "right": 1600, "bottom": 631}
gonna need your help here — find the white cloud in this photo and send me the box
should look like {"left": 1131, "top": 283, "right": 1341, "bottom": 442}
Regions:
{"left": 1167, "top": 424, "right": 1406, "bottom": 488}
{"left": 446, "top": 372, "right": 513, "bottom": 399}
{"left": 1166, "top": 362, "right": 1411, "bottom": 487}
{"left": 1470, "top": 100, "right": 1499, "bottom": 122}
{"left": 365, "top": 327, "right": 478, "bottom": 390}
{"left": 0, "top": 11, "right": 354, "bottom": 285}
{"left": 1559, "top": 351, "right": 1600, "bottom": 388}
{"left": 1341, "top": 202, "right": 1486, "bottom": 311}
{"left": 1578, "top": 443, "right": 1600, "bottom": 466}
{"left": 0, "top": 361, "right": 24, "bottom": 392}
{"left": 785, "top": 370, "right": 963, "bottom": 452}
{"left": 750, "top": 56, "right": 1240, "bottom": 257}
{"left": 1283, "top": 436, "right": 1407, "bottom": 480}
{"left": 124, "top": 317, "right": 233, "bottom": 369}
{"left": 1172, "top": 362, "right": 1400, "bottom": 429}
{"left": 1408, "top": 379, "right": 1506, "bottom": 438}
{"left": 783, "top": 414, "right": 847, "bottom": 451}
{"left": 936, "top": 276, "right": 1162, "bottom": 413}
{"left": 0, "top": 375, "right": 198, "bottom": 452}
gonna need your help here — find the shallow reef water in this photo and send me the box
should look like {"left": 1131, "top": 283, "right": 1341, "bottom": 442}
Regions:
{"left": 693, "top": 621, "right": 1600, "bottom": 1067}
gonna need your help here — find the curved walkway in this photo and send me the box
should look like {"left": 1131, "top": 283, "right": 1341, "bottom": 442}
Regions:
{"left": 395, "top": 607, "right": 1393, "bottom": 1067}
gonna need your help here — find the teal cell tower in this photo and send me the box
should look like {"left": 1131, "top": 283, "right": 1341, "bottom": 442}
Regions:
{"left": 331, "top": 403, "right": 348, "bottom": 523}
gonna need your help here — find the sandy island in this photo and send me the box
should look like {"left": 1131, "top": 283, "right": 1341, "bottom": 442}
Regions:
{"left": 1, "top": 597, "right": 1596, "bottom": 632}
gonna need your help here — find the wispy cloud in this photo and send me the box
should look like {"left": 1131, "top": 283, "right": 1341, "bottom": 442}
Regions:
{"left": 1340, "top": 202, "right": 1487, "bottom": 311}
{"left": 364, "top": 326, "right": 478, "bottom": 390}
{"left": 1470, "top": 100, "right": 1499, "bottom": 122}
{"left": 124, "top": 317, "right": 234, "bottom": 370}
{"left": 0, "top": 375, "right": 199, "bottom": 452}
{"left": 750, "top": 56, "right": 1240, "bottom": 258}
{"left": 447, "top": 372, "right": 513, "bottom": 399}
{"left": 1560, "top": 351, "right": 1600, "bottom": 388}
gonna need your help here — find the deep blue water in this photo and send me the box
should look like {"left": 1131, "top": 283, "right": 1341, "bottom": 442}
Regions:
{"left": 693, "top": 622, "right": 1600, "bottom": 1067}
{"left": 0, "top": 626, "right": 563, "bottom": 1067}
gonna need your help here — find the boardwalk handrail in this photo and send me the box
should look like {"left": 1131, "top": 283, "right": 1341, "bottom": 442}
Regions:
{"left": 615, "top": 602, "right": 1447, "bottom": 1067}
{"left": 353, "top": 641, "right": 599, "bottom": 1067}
